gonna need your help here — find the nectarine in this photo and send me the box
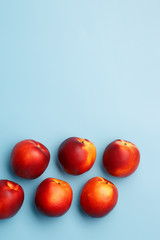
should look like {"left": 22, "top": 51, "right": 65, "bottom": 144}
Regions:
{"left": 58, "top": 137, "right": 96, "bottom": 175}
{"left": 103, "top": 139, "right": 140, "bottom": 177}
{"left": 11, "top": 139, "right": 50, "bottom": 179}
{"left": 80, "top": 177, "right": 118, "bottom": 217}
{"left": 0, "top": 179, "right": 24, "bottom": 219}
{"left": 35, "top": 178, "right": 73, "bottom": 217}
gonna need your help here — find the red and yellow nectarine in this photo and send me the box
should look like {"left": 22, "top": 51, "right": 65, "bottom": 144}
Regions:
{"left": 58, "top": 137, "right": 96, "bottom": 175}
{"left": 0, "top": 179, "right": 24, "bottom": 219}
{"left": 35, "top": 178, "right": 73, "bottom": 217}
{"left": 80, "top": 177, "right": 118, "bottom": 217}
{"left": 11, "top": 139, "right": 50, "bottom": 179}
{"left": 103, "top": 139, "right": 140, "bottom": 177}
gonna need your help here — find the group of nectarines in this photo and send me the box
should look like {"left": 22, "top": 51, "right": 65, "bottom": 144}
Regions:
{"left": 0, "top": 137, "right": 140, "bottom": 219}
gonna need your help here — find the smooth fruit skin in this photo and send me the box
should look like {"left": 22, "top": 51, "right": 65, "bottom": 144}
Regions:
{"left": 103, "top": 139, "right": 140, "bottom": 177}
{"left": 35, "top": 178, "right": 73, "bottom": 217}
{"left": 0, "top": 180, "right": 24, "bottom": 219}
{"left": 11, "top": 139, "right": 50, "bottom": 179}
{"left": 80, "top": 177, "right": 118, "bottom": 217}
{"left": 58, "top": 137, "right": 96, "bottom": 175}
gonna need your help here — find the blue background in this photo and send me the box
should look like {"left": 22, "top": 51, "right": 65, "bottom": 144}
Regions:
{"left": 0, "top": 1, "right": 160, "bottom": 239}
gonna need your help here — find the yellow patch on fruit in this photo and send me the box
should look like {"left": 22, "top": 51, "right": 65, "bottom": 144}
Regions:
{"left": 82, "top": 142, "right": 96, "bottom": 169}
{"left": 6, "top": 181, "right": 19, "bottom": 191}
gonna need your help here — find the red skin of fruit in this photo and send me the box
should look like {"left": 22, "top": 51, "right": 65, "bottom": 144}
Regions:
{"left": 103, "top": 139, "right": 140, "bottom": 177}
{"left": 35, "top": 178, "right": 73, "bottom": 217}
{"left": 80, "top": 177, "right": 118, "bottom": 217}
{"left": 58, "top": 137, "right": 96, "bottom": 175}
{"left": 11, "top": 139, "right": 50, "bottom": 179}
{"left": 0, "top": 180, "right": 24, "bottom": 219}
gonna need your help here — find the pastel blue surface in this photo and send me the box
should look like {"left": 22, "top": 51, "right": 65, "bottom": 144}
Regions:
{"left": 0, "top": 1, "right": 160, "bottom": 239}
